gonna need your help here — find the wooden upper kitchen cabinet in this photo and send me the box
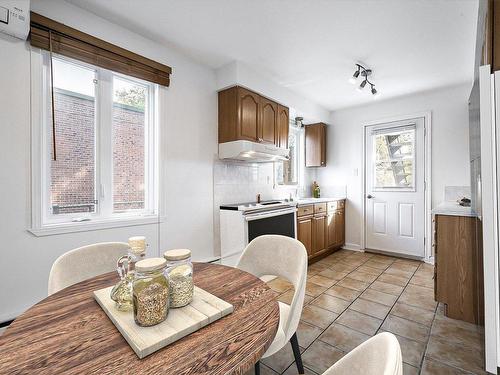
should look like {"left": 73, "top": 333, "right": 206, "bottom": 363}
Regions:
{"left": 305, "top": 123, "right": 326, "bottom": 167}
{"left": 218, "top": 86, "right": 289, "bottom": 148}
{"left": 479, "top": 0, "right": 500, "bottom": 71}
{"left": 434, "top": 214, "right": 484, "bottom": 325}
{"left": 259, "top": 96, "right": 277, "bottom": 144}
{"left": 219, "top": 86, "right": 258, "bottom": 143}
{"left": 277, "top": 104, "right": 289, "bottom": 149}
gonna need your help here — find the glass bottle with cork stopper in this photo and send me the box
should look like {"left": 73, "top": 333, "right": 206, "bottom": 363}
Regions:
{"left": 164, "top": 249, "right": 194, "bottom": 308}
{"left": 133, "top": 257, "right": 169, "bottom": 327}
{"left": 110, "top": 236, "right": 147, "bottom": 310}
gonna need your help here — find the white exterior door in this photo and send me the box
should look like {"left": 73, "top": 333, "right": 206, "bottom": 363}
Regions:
{"left": 365, "top": 118, "right": 425, "bottom": 257}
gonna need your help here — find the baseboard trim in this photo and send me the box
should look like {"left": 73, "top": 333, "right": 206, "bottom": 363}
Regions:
{"left": 342, "top": 243, "right": 363, "bottom": 252}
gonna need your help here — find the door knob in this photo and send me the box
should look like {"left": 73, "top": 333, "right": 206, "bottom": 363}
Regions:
{"left": 367, "top": 194, "right": 374, "bottom": 199}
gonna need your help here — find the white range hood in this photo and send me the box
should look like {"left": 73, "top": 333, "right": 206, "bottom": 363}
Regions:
{"left": 219, "top": 140, "right": 290, "bottom": 162}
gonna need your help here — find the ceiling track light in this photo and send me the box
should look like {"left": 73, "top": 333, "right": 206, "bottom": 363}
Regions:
{"left": 349, "top": 63, "right": 378, "bottom": 97}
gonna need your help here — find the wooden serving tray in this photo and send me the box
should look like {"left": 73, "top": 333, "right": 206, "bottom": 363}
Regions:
{"left": 94, "top": 285, "right": 233, "bottom": 358}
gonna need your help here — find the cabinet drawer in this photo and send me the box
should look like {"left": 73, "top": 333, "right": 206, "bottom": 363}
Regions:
{"left": 327, "top": 201, "right": 338, "bottom": 212}
{"left": 298, "top": 205, "right": 314, "bottom": 217}
{"left": 328, "top": 200, "right": 345, "bottom": 212}
{"left": 314, "top": 203, "right": 327, "bottom": 214}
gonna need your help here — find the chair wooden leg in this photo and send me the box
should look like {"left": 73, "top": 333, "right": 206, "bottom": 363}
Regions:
{"left": 290, "top": 332, "right": 304, "bottom": 374}
{"left": 254, "top": 360, "right": 260, "bottom": 375}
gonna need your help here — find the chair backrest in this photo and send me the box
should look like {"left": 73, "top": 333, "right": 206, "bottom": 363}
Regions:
{"left": 48, "top": 242, "right": 129, "bottom": 295}
{"left": 236, "top": 235, "right": 308, "bottom": 340}
{"left": 323, "top": 332, "right": 403, "bottom": 375}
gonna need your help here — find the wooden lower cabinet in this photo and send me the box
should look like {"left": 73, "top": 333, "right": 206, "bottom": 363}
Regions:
{"left": 328, "top": 209, "right": 345, "bottom": 248}
{"left": 434, "top": 214, "right": 484, "bottom": 325}
{"left": 327, "top": 213, "right": 337, "bottom": 248}
{"left": 297, "top": 216, "right": 313, "bottom": 256}
{"left": 297, "top": 200, "right": 345, "bottom": 261}
{"left": 312, "top": 215, "right": 327, "bottom": 255}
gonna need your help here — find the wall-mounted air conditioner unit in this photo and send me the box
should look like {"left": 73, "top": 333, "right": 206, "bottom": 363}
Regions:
{"left": 0, "top": 1, "right": 30, "bottom": 41}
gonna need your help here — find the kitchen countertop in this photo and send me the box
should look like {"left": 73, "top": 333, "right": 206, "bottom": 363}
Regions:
{"left": 432, "top": 201, "right": 476, "bottom": 217}
{"left": 295, "top": 197, "right": 346, "bottom": 206}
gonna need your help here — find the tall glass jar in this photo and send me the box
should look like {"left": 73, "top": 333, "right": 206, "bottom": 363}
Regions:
{"left": 164, "top": 249, "right": 194, "bottom": 308}
{"left": 133, "top": 258, "right": 169, "bottom": 327}
{"left": 110, "top": 236, "right": 147, "bottom": 311}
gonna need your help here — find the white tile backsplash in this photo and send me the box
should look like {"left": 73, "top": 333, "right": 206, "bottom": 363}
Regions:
{"left": 444, "top": 186, "right": 471, "bottom": 202}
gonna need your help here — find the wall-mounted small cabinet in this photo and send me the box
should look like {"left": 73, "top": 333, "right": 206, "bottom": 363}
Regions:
{"left": 218, "top": 86, "right": 289, "bottom": 148}
{"left": 305, "top": 123, "right": 326, "bottom": 167}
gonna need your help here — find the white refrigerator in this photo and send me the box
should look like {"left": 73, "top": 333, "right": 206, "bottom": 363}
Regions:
{"left": 478, "top": 64, "right": 500, "bottom": 373}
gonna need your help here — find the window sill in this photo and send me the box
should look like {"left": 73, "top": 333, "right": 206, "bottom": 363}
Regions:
{"left": 29, "top": 215, "right": 162, "bottom": 237}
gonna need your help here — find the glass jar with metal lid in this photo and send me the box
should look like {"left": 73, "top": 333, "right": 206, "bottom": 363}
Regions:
{"left": 132, "top": 257, "right": 169, "bottom": 327}
{"left": 164, "top": 249, "right": 194, "bottom": 308}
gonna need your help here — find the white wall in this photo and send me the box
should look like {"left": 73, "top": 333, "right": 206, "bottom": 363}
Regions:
{"left": 216, "top": 61, "right": 330, "bottom": 123}
{"left": 0, "top": 0, "right": 217, "bottom": 322}
{"left": 317, "top": 83, "right": 471, "bottom": 250}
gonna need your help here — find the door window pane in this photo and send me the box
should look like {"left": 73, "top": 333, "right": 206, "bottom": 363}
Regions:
{"left": 373, "top": 127, "right": 415, "bottom": 189}
{"left": 50, "top": 58, "right": 97, "bottom": 214}
{"left": 112, "top": 76, "right": 148, "bottom": 212}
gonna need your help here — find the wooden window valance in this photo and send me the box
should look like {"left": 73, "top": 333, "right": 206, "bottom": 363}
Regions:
{"left": 29, "top": 12, "right": 172, "bottom": 86}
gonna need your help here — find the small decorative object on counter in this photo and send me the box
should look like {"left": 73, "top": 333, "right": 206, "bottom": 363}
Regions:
{"left": 164, "top": 249, "right": 194, "bottom": 308}
{"left": 110, "top": 236, "right": 148, "bottom": 311}
{"left": 133, "top": 258, "right": 169, "bottom": 327}
{"left": 459, "top": 197, "right": 471, "bottom": 207}
{"left": 312, "top": 181, "right": 321, "bottom": 198}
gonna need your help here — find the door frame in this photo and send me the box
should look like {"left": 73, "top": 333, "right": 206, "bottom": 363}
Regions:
{"left": 361, "top": 111, "right": 432, "bottom": 261}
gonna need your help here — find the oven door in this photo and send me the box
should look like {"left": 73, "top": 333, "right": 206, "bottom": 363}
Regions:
{"left": 244, "top": 207, "right": 297, "bottom": 243}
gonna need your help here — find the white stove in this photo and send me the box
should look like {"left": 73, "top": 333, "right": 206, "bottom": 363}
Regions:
{"left": 219, "top": 199, "right": 298, "bottom": 266}
{"left": 220, "top": 199, "right": 296, "bottom": 212}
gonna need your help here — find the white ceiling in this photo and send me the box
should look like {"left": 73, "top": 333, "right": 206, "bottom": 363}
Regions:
{"left": 67, "top": 0, "right": 478, "bottom": 111}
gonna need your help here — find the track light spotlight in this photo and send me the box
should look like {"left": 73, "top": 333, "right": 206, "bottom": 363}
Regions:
{"left": 349, "top": 67, "right": 360, "bottom": 84}
{"left": 357, "top": 79, "right": 367, "bottom": 91}
{"left": 349, "top": 63, "right": 379, "bottom": 97}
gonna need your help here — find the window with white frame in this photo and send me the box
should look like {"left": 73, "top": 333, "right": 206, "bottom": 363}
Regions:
{"left": 31, "top": 50, "right": 159, "bottom": 234}
{"left": 276, "top": 122, "right": 303, "bottom": 185}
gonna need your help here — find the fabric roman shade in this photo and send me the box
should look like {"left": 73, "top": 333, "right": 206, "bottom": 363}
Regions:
{"left": 29, "top": 12, "right": 172, "bottom": 86}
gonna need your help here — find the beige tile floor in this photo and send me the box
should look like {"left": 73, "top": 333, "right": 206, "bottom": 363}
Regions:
{"left": 249, "top": 250, "right": 486, "bottom": 375}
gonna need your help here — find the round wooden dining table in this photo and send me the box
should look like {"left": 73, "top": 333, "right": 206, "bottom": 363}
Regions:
{"left": 0, "top": 263, "right": 280, "bottom": 374}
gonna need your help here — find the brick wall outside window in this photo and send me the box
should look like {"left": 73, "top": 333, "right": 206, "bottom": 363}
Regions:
{"left": 50, "top": 90, "right": 145, "bottom": 214}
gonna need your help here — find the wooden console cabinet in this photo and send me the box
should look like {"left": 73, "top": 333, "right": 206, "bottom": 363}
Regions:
{"left": 297, "top": 200, "right": 345, "bottom": 261}
{"left": 434, "top": 214, "right": 484, "bottom": 325}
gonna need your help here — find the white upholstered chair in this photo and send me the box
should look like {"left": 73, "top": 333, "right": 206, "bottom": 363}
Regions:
{"left": 323, "top": 332, "right": 403, "bottom": 375}
{"left": 48, "top": 242, "right": 129, "bottom": 295}
{"left": 236, "top": 235, "right": 308, "bottom": 375}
